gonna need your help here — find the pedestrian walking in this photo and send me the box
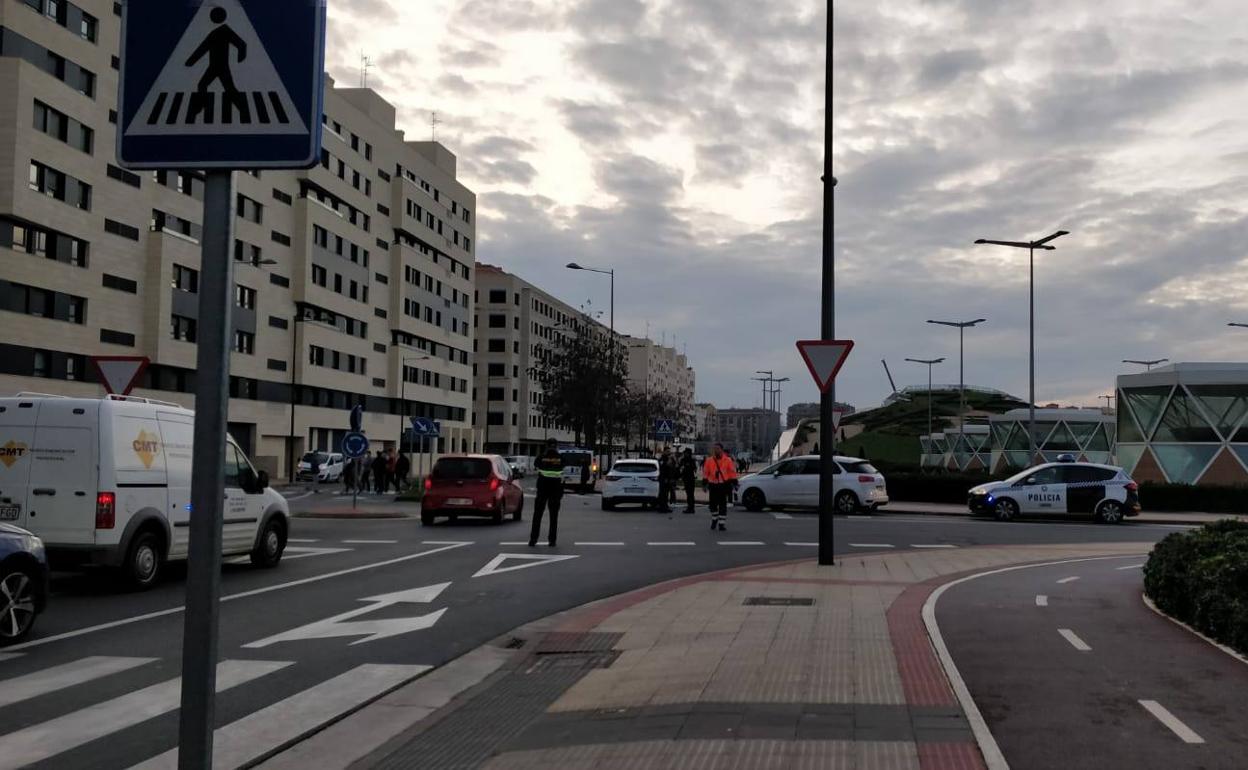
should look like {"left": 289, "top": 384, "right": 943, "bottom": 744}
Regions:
{"left": 358, "top": 457, "right": 371, "bottom": 494}
{"left": 309, "top": 453, "right": 321, "bottom": 495}
{"left": 395, "top": 452, "right": 411, "bottom": 492}
{"left": 530, "top": 439, "right": 564, "bottom": 547}
{"left": 657, "top": 447, "right": 675, "bottom": 513}
{"left": 386, "top": 449, "right": 399, "bottom": 493}
{"left": 342, "top": 458, "right": 356, "bottom": 494}
{"left": 702, "top": 443, "right": 739, "bottom": 531}
{"left": 678, "top": 448, "right": 697, "bottom": 513}
{"left": 371, "top": 450, "right": 387, "bottom": 495}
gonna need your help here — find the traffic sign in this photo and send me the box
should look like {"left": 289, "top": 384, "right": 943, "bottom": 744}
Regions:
{"left": 349, "top": 404, "right": 364, "bottom": 432}
{"left": 117, "top": 0, "right": 327, "bottom": 169}
{"left": 796, "top": 340, "right": 855, "bottom": 393}
{"left": 654, "top": 419, "right": 675, "bottom": 436}
{"left": 89, "top": 356, "right": 149, "bottom": 396}
{"left": 342, "top": 431, "right": 369, "bottom": 460}
{"left": 831, "top": 408, "right": 848, "bottom": 432}
{"left": 411, "top": 417, "right": 441, "bottom": 437}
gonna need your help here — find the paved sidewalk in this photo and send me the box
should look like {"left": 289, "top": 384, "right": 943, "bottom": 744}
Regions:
{"left": 276, "top": 542, "right": 1151, "bottom": 770}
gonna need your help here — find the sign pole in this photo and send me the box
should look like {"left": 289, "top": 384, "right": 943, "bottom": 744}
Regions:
{"left": 818, "top": 1, "right": 836, "bottom": 567}
{"left": 177, "top": 170, "right": 236, "bottom": 769}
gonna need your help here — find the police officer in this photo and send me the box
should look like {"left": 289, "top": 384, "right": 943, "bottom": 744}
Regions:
{"left": 530, "top": 439, "right": 564, "bottom": 547}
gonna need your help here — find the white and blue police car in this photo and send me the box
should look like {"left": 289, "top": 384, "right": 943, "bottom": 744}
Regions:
{"left": 967, "top": 458, "right": 1140, "bottom": 523}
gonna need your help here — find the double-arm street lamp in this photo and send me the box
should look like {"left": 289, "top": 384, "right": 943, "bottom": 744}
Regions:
{"left": 974, "top": 230, "right": 1069, "bottom": 463}
{"left": 1123, "top": 358, "right": 1168, "bottom": 371}
{"left": 905, "top": 357, "right": 946, "bottom": 450}
{"left": 926, "top": 320, "right": 985, "bottom": 464}
{"left": 566, "top": 262, "right": 616, "bottom": 467}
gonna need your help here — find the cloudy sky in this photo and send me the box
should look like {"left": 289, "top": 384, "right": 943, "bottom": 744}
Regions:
{"left": 326, "top": 0, "right": 1248, "bottom": 413}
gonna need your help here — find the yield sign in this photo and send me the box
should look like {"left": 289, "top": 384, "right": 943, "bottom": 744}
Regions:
{"left": 796, "top": 340, "right": 855, "bottom": 393}
{"left": 244, "top": 582, "right": 450, "bottom": 647}
{"left": 472, "top": 553, "right": 579, "bottom": 579}
{"left": 89, "top": 356, "right": 150, "bottom": 396}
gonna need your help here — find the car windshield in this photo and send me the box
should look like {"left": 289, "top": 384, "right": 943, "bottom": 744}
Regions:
{"left": 301, "top": 452, "right": 329, "bottom": 464}
{"left": 432, "top": 458, "right": 494, "bottom": 481}
{"left": 613, "top": 462, "right": 657, "bottom": 474}
{"left": 840, "top": 460, "right": 879, "bottom": 474}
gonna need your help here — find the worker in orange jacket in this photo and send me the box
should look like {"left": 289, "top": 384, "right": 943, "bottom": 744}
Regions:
{"left": 702, "top": 443, "right": 739, "bottom": 531}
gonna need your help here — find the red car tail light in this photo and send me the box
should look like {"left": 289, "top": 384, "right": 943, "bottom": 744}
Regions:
{"left": 1125, "top": 481, "right": 1139, "bottom": 492}
{"left": 605, "top": 475, "right": 622, "bottom": 482}
{"left": 489, "top": 477, "right": 500, "bottom": 491}
{"left": 96, "top": 492, "right": 116, "bottom": 529}
{"left": 858, "top": 475, "right": 876, "bottom": 483}
{"left": 424, "top": 477, "right": 432, "bottom": 491}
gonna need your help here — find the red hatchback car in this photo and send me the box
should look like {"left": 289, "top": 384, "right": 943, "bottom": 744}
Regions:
{"left": 422, "top": 455, "right": 525, "bottom": 526}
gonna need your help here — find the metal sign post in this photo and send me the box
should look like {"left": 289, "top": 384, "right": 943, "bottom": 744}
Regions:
{"left": 117, "top": 2, "right": 325, "bottom": 767}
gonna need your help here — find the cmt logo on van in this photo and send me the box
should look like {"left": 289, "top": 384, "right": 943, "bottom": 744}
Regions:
{"left": 132, "top": 431, "right": 161, "bottom": 469}
{"left": 0, "top": 441, "right": 29, "bottom": 469}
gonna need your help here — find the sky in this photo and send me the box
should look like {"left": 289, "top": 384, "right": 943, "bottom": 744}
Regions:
{"left": 326, "top": 0, "right": 1248, "bottom": 413}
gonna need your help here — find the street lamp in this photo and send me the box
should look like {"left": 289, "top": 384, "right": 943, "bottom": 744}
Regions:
{"left": 1229, "top": 323, "right": 1248, "bottom": 329}
{"left": 772, "top": 377, "right": 790, "bottom": 460}
{"left": 566, "top": 262, "right": 616, "bottom": 467}
{"left": 926, "top": 319, "right": 985, "bottom": 468}
{"left": 1123, "top": 358, "right": 1168, "bottom": 371}
{"left": 905, "top": 357, "right": 946, "bottom": 454}
{"left": 286, "top": 308, "right": 308, "bottom": 483}
{"left": 974, "top": 230, "right": 1069, "bottom": 464}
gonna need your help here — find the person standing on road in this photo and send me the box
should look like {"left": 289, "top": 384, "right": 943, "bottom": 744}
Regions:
{"left": 309, "top": 454, "right": 321, "bottom": 495}
{"left": 371, "top": 450, "right": 387, "bottom": 495}
{"left": 703, "top": 443, "right": 739, "bottom": 531}
{"left": 386, "top": 449, "right": 400, "bottom": 493}
{"left": 657, "top": 447, "right": 675, "bottom": 513}
{"left": 358, "top": 455, "right": 371, "bottom": 494}
{"left": 342, "top": 457, "right": 356, "bottom": 494}
{"left": 679, "top": 448, "right": 697, "bottom": 514}
{"left": 395, "top": 451, "right": 411, "bottom": 492}
{"left": 530, "top": 439, "right": 564, "bottom": 548}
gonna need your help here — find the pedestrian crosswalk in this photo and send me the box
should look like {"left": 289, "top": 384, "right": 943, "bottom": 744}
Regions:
{"left": 144, "top": 90, "right": 291, "bottom": 127}
{"left": 0, "top": 655, "right": 428, "bottom": 770}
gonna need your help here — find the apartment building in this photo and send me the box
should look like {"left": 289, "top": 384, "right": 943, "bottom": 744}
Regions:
{"left": 714, "top": 408, "right": 782, "bottom": 458}
{"left": 472, "top": 263, "right": 618, "bottom": 456}
{"left": 0, "top": 1, "right": 478, "bottom": 476}
{"left": 624, "top": 336, "right": 696, "bottom": 432}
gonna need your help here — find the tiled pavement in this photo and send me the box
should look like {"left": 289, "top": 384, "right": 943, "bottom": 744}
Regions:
{"left": 361, "top": 542, "right": 1150, "bottom": 770}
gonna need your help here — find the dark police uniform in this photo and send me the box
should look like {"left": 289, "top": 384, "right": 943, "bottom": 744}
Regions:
{"left": 530, "top": 450, "right": 564, "bottom": 547}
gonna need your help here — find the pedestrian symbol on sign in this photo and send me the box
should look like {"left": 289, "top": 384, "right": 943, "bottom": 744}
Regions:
{"left": 127, "top": 0, "right": 306, "bottom": 135}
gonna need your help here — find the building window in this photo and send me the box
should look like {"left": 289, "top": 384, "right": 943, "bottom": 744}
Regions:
{"left": 104, "top": 219, "right": 139, "bottom": 240}
{"left": 102, "top": 273, "right": 137, "bottom": 293}
{"left": 311, "top": 264, "right": 327, "bottom": 287}
{"left": 488, "top": 314, "right": 506, "bottom": 328}
{"left": 33, "top": 100, "right": 93, "bottom": 153}
{"left": 272, "top": 188, "right": 293, "bottom": 205}
{"left": 235, "top": 285, "right": 256, "bottom": 309}
{"left": 171, "top": 314, "right": 197, "bottom": 342}
{"left": 267, "top": 358, "right": 287, "bottom": 372}
{"left": 270, "top": 273, "right": 290, "bottom": 288}
{"left": 488, "top": 289, "right": 506, "bottom": 304}
{"left": 28, "top": 160, "right": 91, "bottom": 210}
{"left": 236, "top": 194, "right": 263, "bottom": 223}
{"left": 106, "top": 164, "right": 141, "bottom": 187}
{"left": 269, "top": 316, "right": 289, "bottom": 329}
{"left": 100, "top": 329, "right": 135, "bottom": 347}
{"left": 488, "top": 339, "right": 506, "bottom": 353}
{"left": 488, "top": 362, "right": 505, "bottom": 377}
{"left": 271, "top": 231, "right": 291, "bottom": 246}
{"left": 234, "top": 330, "right": 255, "bottom": 354}
{"left": 32, "top": 350, "right": 50, "bottom": 378}
{"left": 172, "top": 265, "right": 198, "bottom": 293}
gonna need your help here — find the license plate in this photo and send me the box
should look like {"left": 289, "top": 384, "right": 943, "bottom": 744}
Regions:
{"left": 625, "top": 488, "right": 645, "bottom": 495}
{"left": 0, "top": 504, "right": 19, "bottom": 521}
{"left": 448, "top": 498, "right": 473, "bottom": 506}
{"left": 565, "top": 467, "right": 581, "bottom": 476}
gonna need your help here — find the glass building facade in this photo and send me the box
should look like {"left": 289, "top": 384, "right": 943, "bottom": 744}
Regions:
{"left": 921, "top": 426, "right": 991, "bottom": 472}
{"left": 1116, "top": 364, "right": 1248, "bottom": 485}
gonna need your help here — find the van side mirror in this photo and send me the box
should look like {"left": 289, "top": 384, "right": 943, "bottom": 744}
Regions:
{"left": 257, "top": 470, "right": 270, "bottom": 491}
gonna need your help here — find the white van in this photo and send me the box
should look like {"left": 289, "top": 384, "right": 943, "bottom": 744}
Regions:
{"left": 0, "top": 394, "right": 290, "bottom": 589}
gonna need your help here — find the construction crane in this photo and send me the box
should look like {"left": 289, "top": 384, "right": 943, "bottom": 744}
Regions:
{"left": 881, "top": 360, "right": 898, "bottom": 395}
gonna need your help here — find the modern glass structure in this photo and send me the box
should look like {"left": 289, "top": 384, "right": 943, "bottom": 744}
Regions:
{"left": 921, "top": 425, "right": 991, "bottom": 472}
{"left": 988, "top": 408, "right": 1116, "bottom": 473}
{"left": 1116, "top": 363, "right": 1248, "bottom": 485}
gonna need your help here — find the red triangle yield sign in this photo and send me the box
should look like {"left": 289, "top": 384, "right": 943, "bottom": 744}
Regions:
{"left": 89, "top": 356, "right": 150, "bottom": 396}
{"left": 796, "top": 340, "right": 854, "bottom": 393}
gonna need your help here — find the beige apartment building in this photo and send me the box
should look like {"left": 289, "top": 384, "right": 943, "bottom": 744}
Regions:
{"left": 624, "top": 336, "right": 696, "bottom": 435}
{"left": 0, "top": 2, "right": 478, "bottom": 477}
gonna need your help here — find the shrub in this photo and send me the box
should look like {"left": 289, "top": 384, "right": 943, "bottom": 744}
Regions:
{"left": 1144, "top": 521, "right": 1248, "bottom": 656}
{"left": 1137, "top": 482, "right": 1248, "bottom": 514}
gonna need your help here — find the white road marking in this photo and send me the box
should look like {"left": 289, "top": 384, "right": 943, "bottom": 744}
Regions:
{"left": 575, "top": 542, "right": 625, "bottom": 546}
{"left": 0, "top": 653, "right": 22, "bottom": 662}
{"left": 287, "top": 538, "right": 320, "bottom": 543}
{"left": 1058, "top": 628, "right": 1092, "bottom": 651}
{"left": 4, "top": 542, "right": 473, "bottom": 652}
{"left": 848, "top": 515, "right": 873, "bottom": 519}
{"left": 1036, "top": 595, "right": 1048, "bottom": 607}
{"left": 771, "top": 511, "right": 793, "bottom": 520}
{"left": 423, "top": 540, "right": 474, "bottom": 545}
{"left": 849, "top": 543, "right": 896, "bottom": 549}
{"left": 283, "top": 491, "right": 314, "bottom": 503}
{"left": 225, "top": 545, "right": 351, "bottom": 566}
{"left": 785, "top": 542, "right": 820, "bottom": 547}
{"left": 1139, "top": 700, "right": 1205, "bottom": 744}
{"left": 246, "top": 584, "right": 450, "bottom": 648}
{"left": 718, "top": 541, "right": 765, "bottom": 546}
{"left": 499, "top": 541, "right": 530, "bottom": 546}
{"left": 648, "top": 542, "right": 696, "bottom": 546}
{"left": 0, "top": 659, "right": 290, "bottom": 769}
{"left": 0, "top": 656, "right": 156, "bottom": 709}
{"left": 1117, "top": 563, "right": 1145, "bottom": 570}
{"left": 911, "top": 544, "right": 958, "bottom": 549}
{"left": 342, "top": 539, "right": 399, "bottom": 544}
{"left": 1057, "top": 576, "right": 1081, "bottom": 584}
{"left": 472, "top": 554, "right": 579, "bottom": 578}
{"left": 130, "top": 664, "right": 430, "bottom": 770}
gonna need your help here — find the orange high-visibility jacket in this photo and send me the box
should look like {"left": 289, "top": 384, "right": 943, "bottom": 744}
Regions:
{"left": 702, "top": 455, "right": 739, "bottom": 485}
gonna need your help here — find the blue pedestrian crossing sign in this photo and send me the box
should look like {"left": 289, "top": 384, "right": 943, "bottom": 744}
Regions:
{"left": 117, "top": 0, "right": 326, "bottom": 169}
{"left": 654, "top": 419, "right": 676, "bottom": 437}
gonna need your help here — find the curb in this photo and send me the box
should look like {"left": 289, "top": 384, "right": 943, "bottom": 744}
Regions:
{"left": 1141, "top": 593, "right": 1248, "bottom": 667}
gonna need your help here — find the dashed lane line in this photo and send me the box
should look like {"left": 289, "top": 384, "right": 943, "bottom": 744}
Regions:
{"left": 785, "top": 542, "right": 820, "bottom": 547}
{"left": 574, "top": 542, "right": 626, "bottom": 546}
{"left": 287, "top": 538, "right": 320, "bottom": 544}
{"left": 771, "top": 512, "right": 793, "bottom": 520}
{"left": 0, "top": 653, "right": 23, "bottom": 662}
{"left": 1057, "top": 576, "right": 1081, "bottom": 584}
{"left": 1058, "top": 628, "right": 1092, "bottom": 652}
{"left": 647, "top": 542, "right": 696, "bottom": 546}
{"left": 1117, "top": 563, "right": 1145, "bottom": 570}
{"left": 717, "top": 541, "right": 765, "bottom": 546}
{"left": 1139, "top": 700, "right": 1205, "bottom": 744}
{"left": 911, "top": 544, "right": 958, "bottom": 549}
{"left": 849, "top": 543, "right": 896, "bottom": 549}
{"left": 342, "top": 539, "right": 399, "bottom": 545}
{"left": 1036, "top": 595, "right": 1048, "bottom": 607}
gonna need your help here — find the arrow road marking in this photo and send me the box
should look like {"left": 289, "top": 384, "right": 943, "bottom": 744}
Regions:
{"left": 245, "top": 582, "right": 451, "bottom": 648}
{"left": 472, "top": 553, "right": 579, "bottom": 578}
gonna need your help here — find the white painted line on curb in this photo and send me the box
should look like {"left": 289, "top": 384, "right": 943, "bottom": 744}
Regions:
{"left": 849, "top": 543, "right": 896, "bottom": 549}
{"left": 1036, "top": 595, "right": 1048, "bottom": 607}
{"left": 1117, "top": 563, "right": 1145, "bottom": 570}
{"left": 785, "top": 542, "right": 820, "bottom": 547}
{"left": 342, "top": 540, "right": 399, "bottom": 545}
{"left": 1057, "top": 576, "right": 1081, "bottom": 584}
{"left": 1139, "top": 700, "right": 1205, "bottom": 744}
{"left": 771, "top": 511, "right": 793, "bottom": 520}
{"left": 0, "top": 653, "right": 23, "bottom": 663}
{"left": 717, "top": 541, "right": 765, "bottom": 546}
{"left": 575, "top": 542, "right": 625, "bottom": 546}
{"left": 4, "top": 542, "right": 474, "bottom": 652}
{"left": 648, "top": 542, "right": 696, "bottom": 546}
{"left": 1058, "top": 628, "right": 1092, "bottom": 652}
{"left": 911, "top": 544, "right": 958, "bottom": 549}
{"left": 922, "top": 553, "right": 1147, "bottom": 770}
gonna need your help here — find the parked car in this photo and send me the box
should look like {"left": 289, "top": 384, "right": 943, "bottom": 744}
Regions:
{"left": 737, "top": 455, "right": 889, "bottom": 514}
{"left": 422, "top": 455, "right": 524, "bottom": 525}
{"left": 296, "top": 451, "right": 344, "bottom": 483}
{"left": 0, "top": 523, "right": 48, "bottom": 645}
{"left": 601, "top": 459, "right": 661, "bottom": 510}
{"left": 504, "top": 456, "right": 530, "bottom": 479}
{"left": 558, "top": 448, "right": 595, "bottom": 493}
{"left": 967, "top": 462, "right": 1140, "bottom": 523}
{"left": 0, "top": 394, "right": 290, "bottom": 589}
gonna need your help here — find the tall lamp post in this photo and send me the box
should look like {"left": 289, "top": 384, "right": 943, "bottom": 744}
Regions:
{"left": 974, "top": 230, "right": 1069, "bottom": 464}
{"left": 926, "top": 319, "right": 985, "bottom": 468}
{"left": 1123, "top": 358, "right": 1168, "bottom": 371}
{"left": 567, "top": 263, "right": 616, "bottom": 467}
{"left": 287, "top": 307, "right": 308, "bottom": 484}
{"left": 905, "top": 357, "right": 946, "bottom": 455}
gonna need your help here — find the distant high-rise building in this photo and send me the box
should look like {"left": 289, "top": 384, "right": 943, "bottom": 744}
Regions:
{"left": 787, "top": 401, "right": 854, "bottom": 428}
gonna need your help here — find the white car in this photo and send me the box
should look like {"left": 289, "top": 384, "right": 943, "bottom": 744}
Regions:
{"left": 738, "top": 455, "right": 889, "bottom": 514}
{"left": 297, "top": 451, "right": 344, "bottom": 483}
{"left": 601, "top": 459, "right": 661, "bottom": 510}
{"left": 504, "top": 456, "right": 530, "bottom": 478}
{"left": 967, "top": 462, "right": 1141, "bottom": 523}
{"left": 0, "top": 394, "right": 290, "bottom": 589}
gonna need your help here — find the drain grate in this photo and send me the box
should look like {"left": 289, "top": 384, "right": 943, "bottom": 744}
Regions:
{"left": 743, "top": 597, "right": 815, "bottom": 607}
{"left": 503, "top": 637, "right": 526, "bottom": 649}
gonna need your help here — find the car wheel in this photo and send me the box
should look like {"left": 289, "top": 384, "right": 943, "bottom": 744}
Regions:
{"left": 993, "top": 498, "right": 1019, "bottom": 522}
{"left": 124, "top": 529, "right": 164, "bottom": 591}
{"left": 0, "top": 565, "right": 38, "bottom": 645}
{"left": 513, "top": 496, "right": 525, "bottom": 521}
{"left": 250, "top": 517, "right": 286, "bottom": 568}
{"left": 742, "top": 488, "right": 765, "bottom": 512}
{"left": 834, "top": 490, "right": 859, "bottom": 515}
{"left": 421, "top": 509, "right": 436, "bottom": 526}
{"left": 1096, "top": 500, "right": 1125, "bottom": 524}
{"left": 601, "top": 499, "right": 615, "bottom": 511}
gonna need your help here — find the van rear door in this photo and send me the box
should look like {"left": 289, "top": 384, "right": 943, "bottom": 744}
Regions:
{"left": 0, "top": 400, "right": 38, "bottom": 529}
{"left": 27, "top": 400, "right": 98, "bottom": 545}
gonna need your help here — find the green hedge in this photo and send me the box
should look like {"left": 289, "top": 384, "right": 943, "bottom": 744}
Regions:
{"left": 1137, "top": 482, "right": 1248, "bottom": 514}
{"left": 1144, "top": 520, "right": 1248, "bottom": 656}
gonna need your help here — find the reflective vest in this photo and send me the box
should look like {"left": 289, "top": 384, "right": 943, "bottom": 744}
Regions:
{"left": 535, "top": 454, "right": 563, "bottom": 480}
{"left": 703, "top": 455, "right": 738, "bottom": 484}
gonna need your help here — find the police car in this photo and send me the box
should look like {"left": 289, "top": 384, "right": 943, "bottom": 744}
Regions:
{"left": 967, "top": 460, "right": 1140, "bottom": 523}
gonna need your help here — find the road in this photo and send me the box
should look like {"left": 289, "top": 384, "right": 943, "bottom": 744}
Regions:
{"left": 935, "top": 554, "right": 1248, "bottom": 769}
{"left": 0, "top": 487, "right": 1196, "bottom": 769}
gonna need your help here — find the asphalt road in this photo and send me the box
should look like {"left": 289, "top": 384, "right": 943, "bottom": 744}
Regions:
{"left": 0, "top": 490, "right": 1197, "bottom": 770}
{"left": 936, "top": 555, "right": 1248, "bottom": 769}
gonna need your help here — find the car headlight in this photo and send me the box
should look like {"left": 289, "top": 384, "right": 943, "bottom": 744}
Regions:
{"left": 970, "top": 487, "right": 987, "bottom": 496}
